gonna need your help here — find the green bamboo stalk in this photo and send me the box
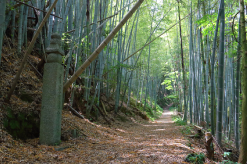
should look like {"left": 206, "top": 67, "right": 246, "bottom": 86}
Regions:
{"left": 189, "top": 0, "right": 193, "bottom": 124}
{"left": 4, "top": 1, "right": 13, "bottom": 33}
{"left": 210, "top": 0, "right": 222, "bottom": 136}
{"left": 22, "top": 5, "right": 28, "bottom": 47}
{"left": 59, "top": 0, "right": 73, "bottom": 35}
{"left": 11, "top": 3, "right": 16, "bottom": 42}
{"left": 235, "top": 17, "right": 241, "bottom": 150}
{"left": 205, "top": 35, "right": 210, "bottom": 127}
{"left": 68, "top": 0, "right": 73, "bottom": 32}
{"left": 0, "top": 0, "right": 6, "bottom": 66}
{"left": 229, "top": 57, "right": 234, "bottom": 139}
{"left": 238, "top": 0, "right": 247, "bottom": 162}
{"left": 5, "top": 0, "right": 59, "bottom": 102}
{"left": 192, "top": 25, "right": 198, "bottom": 124}
{"left": 114, "top": 0, "right": 125, "bottom": 113}
{"left": 46, "top": 0, "right": 55, "bottom": 47}
{"left": 17, "top": 4, "right": 24, "bottom": 53}
{"left": 202, "top": 0, "right": 210, "bottom": 127}
{"left": 216, "top": 0, "right": 225, "bottom": 146}
{"left": 144, "top": 4, "right": 155, "bottom": 111}
{"left": 63, "top": 0, "right": 144, "bottom": 92}
{"left": 53, "top": 0, "right": 60, "bottom": 32}
{"left": 177, "top": 1, "right": 187, "bottom": 122}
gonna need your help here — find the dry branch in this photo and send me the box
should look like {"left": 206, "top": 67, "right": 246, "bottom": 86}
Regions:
{"left": 66, "top": 105, "right": 85, "bottom": 119}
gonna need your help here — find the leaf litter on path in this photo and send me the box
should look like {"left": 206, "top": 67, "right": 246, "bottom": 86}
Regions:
{"left": 0, "top": 107, "right": 209, "bottom": 164}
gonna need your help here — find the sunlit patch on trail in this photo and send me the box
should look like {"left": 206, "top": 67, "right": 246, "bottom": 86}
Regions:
{"left": 156, "top": 120, "right": 174, "bottom": 123}
{"left": 142, "top": 124, "right": 169, "bottom": 126}
{"left": 152, "top": 128, "right": 166, "bottom": 131}
{"left": 161, "top": 110, "right": 174, "bottom": 116}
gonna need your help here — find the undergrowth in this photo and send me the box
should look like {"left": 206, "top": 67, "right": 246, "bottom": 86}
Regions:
{"left": 157, "top": 94, "right": 179, "bottom": 107}
{"left": 172, "top": 114, "right": 192, "bottom": 135}
{"left": 169, "top": 106, "right": 177, "bottom": 112}
{"left": 172, "top": 115, "right": 186, "bottom": 126}
{"left": 185, "top": 153, "right": 205, "bottom": 164}
{"left": 138, "top": 102, "right": 163, "bottom": 121}
{"left": 130, "top": 96, "right": 163, "bottom": 121}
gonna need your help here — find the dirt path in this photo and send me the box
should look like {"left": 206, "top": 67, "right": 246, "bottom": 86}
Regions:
{"left": 1, "top": 106, "right": 203, "bottom": 163}
{"left": 75, "top": 106, "right": 196, "bottom": 163}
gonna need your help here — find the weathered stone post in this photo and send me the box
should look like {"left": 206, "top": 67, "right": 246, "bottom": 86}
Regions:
{"left": 39, "top": 34, "right": 64, "bottom": 145}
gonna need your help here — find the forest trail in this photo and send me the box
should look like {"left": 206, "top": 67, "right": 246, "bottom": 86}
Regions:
{"left": 1, "top": 106, "right": 205, "bottom": 163}
{"left": 70, "top": 106, "right": 197, "bottom": 163}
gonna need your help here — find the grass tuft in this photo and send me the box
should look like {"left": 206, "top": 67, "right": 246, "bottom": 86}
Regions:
{"left": 172, "top": 115, "right": 186, "bottom": 126}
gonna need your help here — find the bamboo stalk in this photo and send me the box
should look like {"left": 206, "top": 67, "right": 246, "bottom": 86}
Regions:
{"left": 238, "top": 0, "right": 247, "bottom": 162}
{"left": 0, "top": 0, "right": 6, "bottom": 66}
{"left": 12, "top": 0, "right": 30, "bottom": 9}
{"left": 17, "top": 4, "right": 24, "bottom": 53}
{"left": 5, "top": 0, "right": 59, "bottom": 102}
{"left": 210, "top": 0, "right": 222, "bottom": 136}
{"left": 216, "top": 0, "right": 225, "bottom": 146}
{"left": 14, "top": 0, "right": 62, "bottom": 19}
{"left": 63, "top": 0, "right": 144, "bottom": 92}
{"left": 101, "top": 8, "right": 197, "bottom": 78}
{"left": 123, "top": 9, "right": 197, "bottom": 63}
{"left": 235, "top": 17, "right": 241, "bottom": 151}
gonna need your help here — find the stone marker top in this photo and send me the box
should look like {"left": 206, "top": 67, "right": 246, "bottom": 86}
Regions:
{"left": 46, "top": 33, "right": 64, "bottom": 56}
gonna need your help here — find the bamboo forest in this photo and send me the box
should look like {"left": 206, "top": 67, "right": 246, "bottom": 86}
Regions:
{"left": 1, "top": 0, "right": 247, "bottom": 163}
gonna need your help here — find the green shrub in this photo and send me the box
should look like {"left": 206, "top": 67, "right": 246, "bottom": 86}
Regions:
{"left": 185, "top": 153, "right": 205, "bottom": 164}
{"left": 181, "top": 125, "right": 193, "bottom": 135}
{"left": 172, "top": 115, "right": 186, "bottom": 126}
{"left": 169, "top": 106, "right": 177, "bottom": 112}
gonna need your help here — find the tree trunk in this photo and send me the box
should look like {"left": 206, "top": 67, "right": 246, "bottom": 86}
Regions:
{"left": 189, "top": 0, "right": 193, "bottom": 124}
{"left": 210, "top": 0, "right": 222, "bottom": 136}
{"left": 17, "top": 5, "right": 24, "bottom": 53}
{"left": 238, "top": 0, "right": 247, "bottom": 163}
{"left": 216, "top": 0, "right": 225, "bottom": 147}
{"left": 177, "top": 2, "right": 187, "bottom": 122}
{"left": 144, "top": 6, "right": 155, "bottom": 111}
{"left": 235, "top": 17, "right": 241, "bottom": 150}
{"left": 0, "top": 0, "right": 6, "bottom": 66}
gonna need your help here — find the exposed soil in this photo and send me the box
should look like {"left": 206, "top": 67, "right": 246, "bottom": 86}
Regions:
{"left": 0, "top": 104, "right": 209, "bottom": 164}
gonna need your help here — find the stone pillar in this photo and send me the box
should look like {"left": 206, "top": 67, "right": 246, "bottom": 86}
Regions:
{"left": 39, "top": 34, "right": 64, "bottom": 145}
